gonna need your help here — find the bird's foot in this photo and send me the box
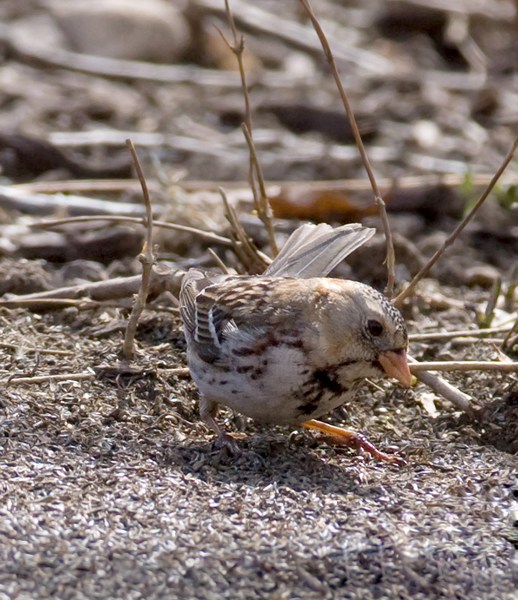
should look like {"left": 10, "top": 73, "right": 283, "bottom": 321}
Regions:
{"left": 214, "top": 431, "right": 242, "bottom": 458}
{"left": 200, "top": 401, "right": 242, "bottom": 458}
{"left": 302, "top": 419, "right": 406, "bottom": 465}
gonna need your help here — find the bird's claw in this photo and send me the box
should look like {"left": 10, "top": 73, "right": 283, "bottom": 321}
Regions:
{"left": 214, "top": 432, "right": 242, "bottom": 459}
{"left": 338, "top": 431, "right": 406, "bottom": 466}
{"left": 302, "top": 419, "right": 406, "bottom": 465}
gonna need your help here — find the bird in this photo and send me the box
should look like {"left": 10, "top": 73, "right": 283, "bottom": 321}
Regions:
{"left": 179, "top": 223, "right": 411, "bottom": 462}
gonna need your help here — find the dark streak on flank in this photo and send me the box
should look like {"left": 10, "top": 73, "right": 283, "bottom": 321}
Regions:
{"left": 297, "top": 367, "right": 346, "bottom": 415}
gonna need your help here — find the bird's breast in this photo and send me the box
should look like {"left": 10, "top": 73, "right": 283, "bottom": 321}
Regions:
{"left": 187, "top": 335, "right": 362, "bottom": 424}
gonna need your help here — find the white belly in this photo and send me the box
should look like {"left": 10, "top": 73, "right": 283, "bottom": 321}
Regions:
{"left": 187, "top": 344, "right": 355, "bottom": 424}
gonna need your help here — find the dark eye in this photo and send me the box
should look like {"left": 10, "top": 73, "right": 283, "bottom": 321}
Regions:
{"left": 367, "top": 319, "right": 383, "bottom": 337}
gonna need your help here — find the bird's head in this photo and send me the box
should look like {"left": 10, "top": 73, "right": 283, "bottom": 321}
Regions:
{"left": 309, "top": 279, "right": 411, "bottom": 386}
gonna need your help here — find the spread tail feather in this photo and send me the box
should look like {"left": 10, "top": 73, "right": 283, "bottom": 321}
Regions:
{"left": 264, "top": 223, "right": 375, "bottom": 278}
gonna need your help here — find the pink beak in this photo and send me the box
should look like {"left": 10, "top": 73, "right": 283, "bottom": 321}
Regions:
{"left": 378, "top": 349, "right": 412, "bottom": 387}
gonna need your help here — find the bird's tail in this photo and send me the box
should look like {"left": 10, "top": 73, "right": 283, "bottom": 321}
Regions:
{"left": 263, "top": 223, "right": 375, "bottom": 279}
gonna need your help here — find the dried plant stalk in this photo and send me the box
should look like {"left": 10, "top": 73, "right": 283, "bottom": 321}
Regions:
{"left": 297, "top": 0, "right": 395, "bottom": 296}
{"left": 219, "top": 187, "right": 271, "bottom": 273}
{"left": 122, "top": 139, "right": 156, "bottom": 360}
{"left": 220, "top": 0, "right": 278, "bottom": 256}
{"left": 408, "top": 357, "right": 476, "bottom": 418}
{"left": 410, "top": 361, "right": 518, "bottom": 373}
{"left": 34, "top": 215, "right": 233, "bottom": 246}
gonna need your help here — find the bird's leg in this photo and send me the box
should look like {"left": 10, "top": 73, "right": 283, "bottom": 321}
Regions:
{"left": 302, "top": 420, "right": 405, "bottom": 465}
{"left": 199, "top": 397, "right": 241, "bottom": 457}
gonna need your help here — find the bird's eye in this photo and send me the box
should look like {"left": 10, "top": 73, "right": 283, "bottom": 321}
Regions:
{"left": 367, "top": 319, "right": 383, "bottom": 336}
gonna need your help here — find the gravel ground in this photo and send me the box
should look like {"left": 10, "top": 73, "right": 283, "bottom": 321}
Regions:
{"left": 0, "top": 303, "right": 516, "bottom": 599}
{"left": 0, "top": 0, "right": 517, "bottom": 597}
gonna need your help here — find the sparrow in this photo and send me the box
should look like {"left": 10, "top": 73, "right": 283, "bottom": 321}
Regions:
{"left": 179, "top": 223, "right": 411, "bottom": 462}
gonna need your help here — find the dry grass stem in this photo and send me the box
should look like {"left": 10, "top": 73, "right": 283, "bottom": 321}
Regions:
{"left": 410, "top": 361, "right": 518, "bottom": 373}
{"left": 0, "top": 266, "right": 183, "bottom": 310}
{"left": 503, "top": 264, "right": 518, "bottom": 312}
{"left": 15, "top": 171, "right": 518, "bottom": 197}
{"left": 409, "top": 325, "right": 513, "bottom": 342}
{"left": 6, "top": 372, "right": 94, "bottom": 385}
{"left": 408, "top": 357, "right": 476, "bottom": 418}
{"left": 0, "top": 342, "right": 74, "bottom": 356}
{"left": 220, "top": 0, "right": 278, "bottom": 255}
{"left": 33, "top": 215, "right": 233, "bottom": 246}
{"left": 479, "top": 277, "right": 502, "bottom": 328}
{"left": 298, "top": 0, "right": 396, "bottom": 296}
{"left": 207, "top": 248, "right": 231, "bottom": 274}
{"left": 14, "top": 179, "right": 156, "bottom": 194}
{"left": 122, "top": 140, "right": 156, "bottom": 360}
{"left": 241, "top": 123, "right": 278, "bottom": 255}
{"left": 221, "top": 0, "right": 251, "bottom": 131}
{"left": 503, "top": 318, "right": 518, "bottom": 349}
{"left": 219, "top": 187, "right": 271, "bottom": 273}
{"left": 157, "top": 368, "right": 190, "bottom": 377}
{"left": 394, "top": 136, "right": 518, "bottom": 308}
{"left": 0, "top": 298, "right": 131, "bottom": 310}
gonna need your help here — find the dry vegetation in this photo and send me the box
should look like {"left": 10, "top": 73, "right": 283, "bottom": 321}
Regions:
{"left": 0, "top": 0, "right": 517, "bottom": 598}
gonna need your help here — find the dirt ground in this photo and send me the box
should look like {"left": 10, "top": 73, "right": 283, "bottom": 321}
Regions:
{"left": 0, "top": 1, "right": 517, "bottom": 599}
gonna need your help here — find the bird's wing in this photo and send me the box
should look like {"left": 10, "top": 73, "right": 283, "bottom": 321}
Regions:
{"left": 180, "top": 271, "right": 245, "bottom": 364}
{"left": 181, "top": 273, "right": 294, "bottom": 365}
{"left": 264, "top": 223, "right": 375, "bottom": 278}
{"left": 180, "top": 270, "right": 204, "bottom": 339}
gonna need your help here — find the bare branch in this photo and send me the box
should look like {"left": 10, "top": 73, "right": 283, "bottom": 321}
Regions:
{"left": 409, "top": 325, "right": 512, "bottom": 342}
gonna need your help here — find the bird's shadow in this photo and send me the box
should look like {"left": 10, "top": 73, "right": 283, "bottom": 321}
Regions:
{"left": 162, "top": 431, "right": 396, "bottom": 496}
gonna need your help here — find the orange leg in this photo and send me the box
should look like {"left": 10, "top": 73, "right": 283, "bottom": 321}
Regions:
{"left": 302, "top": 420, "right": 405, "bottom": 465}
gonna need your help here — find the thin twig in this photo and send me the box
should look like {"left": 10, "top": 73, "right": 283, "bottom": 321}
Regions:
{"left": 220, "top": 0, "right": 278, "bottom": 255}
{"left": 503, "top": 318, "right": 518, "bottom": 349}
{"left": 504, "top": 264, "right": 518, "bottom": 312}
{"left": 410, "top": 361, "right": 518, "bottom": 373}
{"left": 157, "top": 368, "right": 191, "bottom": 377}
{"left": 408, "top": 357, "right": 476, "bottom": 418}
{"left": 0, "top": 342, "right": 74, "bottom": 356}
{"left": 15, "top": 170, "right": 518, "bottom": 197}
{"left": 217, "top": 2, "right": 257, "bottom": 208}
{"left": 219, "top": 187, "right": 271, "bottom": 273}
{"left": 241, "top": 123, "right": 278, "bottom": 254}
{"left": 449, "top": 338, "right": 504, "bottom": 346}
{"left": 0, "top": 266, "right": 183, "bottom": 311}
{"left": 6, "top": 372, "right": 93, "bottom": 385}
{"left": 394, "top": 136, "right": 518, "bottom": 307}
{"left": 32, "top": 215, "right": 233, "bottom": 246}
{"left": 298, "top": 0, "right": 395, "bottom": 296}
{"left": 408, "top": 325, "right": 512, "bottom": 342}
{"left": 207, "top": 248, "right": 231, "bottom": 274}
{"left": 0, "top": 298, "right": 133, "bottom": 310}
{"left": 122, "top": 140, "right": 156, "bottom": 360}
{"left": 221, "top": 0, "right": 252, "bottom": 132}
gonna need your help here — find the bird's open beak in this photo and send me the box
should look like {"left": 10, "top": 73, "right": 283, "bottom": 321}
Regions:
{"left": 378, "top": 349, "right": 412, "bottom": 387}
